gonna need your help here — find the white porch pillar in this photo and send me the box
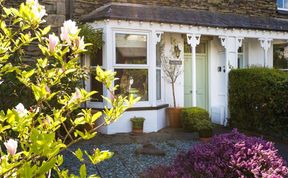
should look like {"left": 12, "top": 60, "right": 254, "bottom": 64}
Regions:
{"left": 186, "top": 34, "right": 201, "bottom": 107}
{"left": 219, "top": 36, "right": 229, "bottom": 125}
{"left": 151, "top": 31, "right": 163, "bottom": 106}
{"left": 103, "top": 26, "right": 113, "bottom": 108}
{"left": 219, "top": 36, "right": 243, "bottom": 125}
{"left": 259, "top": 38, "right": 272, "bottom": 67}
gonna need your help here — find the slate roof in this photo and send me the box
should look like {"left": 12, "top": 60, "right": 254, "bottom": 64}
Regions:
{"left": 80, "top": 3, "right": 288, "bottom": 32}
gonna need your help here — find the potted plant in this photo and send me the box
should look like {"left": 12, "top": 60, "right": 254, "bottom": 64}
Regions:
{"left": 130, "top": 117, "right": 145, "bottom": 134}
{"left": 195, "top": 119, "right": 213, "bottom": 142}
{"left": 161, "top": 39, "right": 183, "bottom": 128}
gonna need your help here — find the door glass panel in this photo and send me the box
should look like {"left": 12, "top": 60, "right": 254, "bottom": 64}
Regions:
{"left": 196, "top": 43, "right": 206, "bottom": 54}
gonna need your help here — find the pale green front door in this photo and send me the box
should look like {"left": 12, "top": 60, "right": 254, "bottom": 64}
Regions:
{"left": 184, "top": 44, "right": 208, "bottom": 110}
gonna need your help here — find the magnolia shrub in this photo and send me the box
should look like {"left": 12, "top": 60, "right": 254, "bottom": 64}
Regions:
{"left": 0, "top": 0, "right": 139, "bottom": 177}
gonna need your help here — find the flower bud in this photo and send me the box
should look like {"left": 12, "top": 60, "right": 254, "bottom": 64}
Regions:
{"left": 48, "top": 34, "right": 59, "bottom": 53}
{"left": 4, "top": 139, "right": 18, "bottom": 156}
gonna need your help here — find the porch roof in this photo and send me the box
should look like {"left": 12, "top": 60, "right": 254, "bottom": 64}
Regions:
{"left": 81, "top": 3, "right": 288, "bottom": 32}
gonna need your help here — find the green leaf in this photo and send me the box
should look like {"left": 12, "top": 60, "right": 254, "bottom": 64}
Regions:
{"left": 41, "top": 25, "right": 51, "bottom": 35}
{"left": 91, "top": 112, "right": 102, "bottom": 122}
{"left": 85, "top": 149, "right": 114, "bottom": 165}
{"left": 74, "top": 148, "right": 84, "bottom": 162}
{"left": 35, "top": 158, "right": 57, "bottom": 176}
{"left": 79, "top": 164, "right": 87, "bottom": 178}
{"left": 74, "top": 117, "right": 86, "bottom": 126}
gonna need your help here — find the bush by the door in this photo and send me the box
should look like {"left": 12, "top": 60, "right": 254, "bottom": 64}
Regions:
{"left": 181, "top": 107, "right": 211, "bottom": 132}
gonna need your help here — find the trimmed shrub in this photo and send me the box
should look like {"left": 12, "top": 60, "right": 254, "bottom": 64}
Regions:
{"left": 181, "top": 107, "right": 211, "bottom": 132}
{"left": 229, "top": 68, "right": 288, "bottom": 139}
{"left": 141, "top": 129, "right": 288, "bottom": 178}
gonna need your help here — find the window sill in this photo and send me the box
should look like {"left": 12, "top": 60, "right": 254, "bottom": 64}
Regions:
{"left": 277, "top": 8, "right": 288, "bottom": 15}
{"left": 87, "top": 104, "right": 169, "bottom": 111}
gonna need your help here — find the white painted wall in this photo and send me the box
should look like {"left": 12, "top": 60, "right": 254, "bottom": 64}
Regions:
{"left": 209, "top": 37, "right": 226, "bottom": 110}
{"left": 162, "top": 33, "right": 185, "bottom": 108}
{"left": 97, "top": 108, "right": 167, "bottom": 134}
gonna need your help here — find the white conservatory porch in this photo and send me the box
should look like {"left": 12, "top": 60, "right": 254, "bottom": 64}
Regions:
{"left": 82, "top": 19, "right": 288, "bottom": 134}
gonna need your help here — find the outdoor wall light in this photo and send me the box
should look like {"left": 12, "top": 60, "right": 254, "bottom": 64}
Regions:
{"left": 174, "top": 45, "right": 181, "bottom": 58}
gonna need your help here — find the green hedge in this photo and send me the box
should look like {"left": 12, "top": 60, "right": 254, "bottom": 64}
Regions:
{"left": 229, "top": 68, "right": 288, "bottom": 139}
{"left": 181, "top": 107, "right": 211, "bottom": 132}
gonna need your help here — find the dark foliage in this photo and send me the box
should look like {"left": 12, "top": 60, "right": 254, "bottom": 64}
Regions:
{"left": 229, "top": 68, "right": 288, "bottom": 139}
{"left": 141, "top": 130, "right": 288, "bottom": 178}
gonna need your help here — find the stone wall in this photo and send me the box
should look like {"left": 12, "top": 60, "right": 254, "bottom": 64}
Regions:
{"left": 72, "top": 0, "right": 283, "bottom": 19}
{"left": 4, "top": 0, "right": 66, "bottom": 31}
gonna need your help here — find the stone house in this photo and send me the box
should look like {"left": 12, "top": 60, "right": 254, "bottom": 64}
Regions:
{"left": 6, "top": 0, "right": 288, "bottom": 134}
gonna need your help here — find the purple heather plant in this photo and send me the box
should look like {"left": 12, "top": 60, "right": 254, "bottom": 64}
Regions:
{"left": 141, "top": 129, "right": 288, "bottom": 178}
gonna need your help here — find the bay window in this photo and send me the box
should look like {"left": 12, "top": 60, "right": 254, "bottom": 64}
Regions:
{"left": 114, "top": 33, "right": 149, "bottom": 101}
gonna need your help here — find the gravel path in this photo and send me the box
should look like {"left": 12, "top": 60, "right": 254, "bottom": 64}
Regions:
{"left": 61, "top": 140, "right": 198, "bottom": 177}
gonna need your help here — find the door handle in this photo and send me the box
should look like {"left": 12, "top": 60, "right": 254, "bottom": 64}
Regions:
{"left": 190, "top": 90, "right": 192, "bottom": 94}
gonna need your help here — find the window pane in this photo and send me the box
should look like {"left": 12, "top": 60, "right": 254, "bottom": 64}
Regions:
{"left": 156, "top": 69, "right": 161, "bottom": 100}
{"left": 238, "top": 54, "right": 244, "bottom": 69}
{"left": 90, "top": 74, "right": 103, "bottom": 102}
{"left": 90, "top": 47, "right": 102, "bottom": 66}
{"left": 285, "top": 0, "right": 288, "bottom": 9}
{"left": 115, "top": 69, "right": 148, "bottom": 101}
{"left": 156, "top": 43, "right": 161, "bottom": 67}
{"left": 116, "top": 34, "right": 147, "bottom": 64}
{"left": 273, "top": 43, "right": 288, "bottom": 69}
{"left": 278, "top": 0, "right": 284, "bottom": 8}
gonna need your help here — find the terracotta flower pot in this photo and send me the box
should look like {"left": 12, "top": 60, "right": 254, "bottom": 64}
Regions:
{"left": 199, "top": 128, "right": 213, "bottom": 142}
{"left": 166, "top": 107, "right": 182, "bottom": 128}
{"left": 131, "top": 117, "right": 145, "bottom": 134}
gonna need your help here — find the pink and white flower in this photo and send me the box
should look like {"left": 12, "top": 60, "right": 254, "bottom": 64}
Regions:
{"left": 68, "top": 88, "right": 82, "bottom": 104}
{"left": 60, "top": 20, "right": 78, "bottom": 44}
{"left": 48, "top": 34, "right": 59, "bottom": 53}
{"left": 15, "top": 103, "right": 28, "bottom": 117}
{"left": 4, "top": 139, "right": 18, "bottom": 156}
{"left": 27, "top": 0, "right": 46, "bottom": 20}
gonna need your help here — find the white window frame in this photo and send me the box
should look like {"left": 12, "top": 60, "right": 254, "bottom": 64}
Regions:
{"left": 155, "top": 42, "right": 166, "bottom": 105}
{"left": 112, "top": 30, "right": 153, "bottom": 107}
{"left": 277, "top": 0, "right": 288, "bottom": 11}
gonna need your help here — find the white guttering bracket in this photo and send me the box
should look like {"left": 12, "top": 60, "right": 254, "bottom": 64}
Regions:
{"left": 259, "top": 38, "right": 272, "bottom": 67}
